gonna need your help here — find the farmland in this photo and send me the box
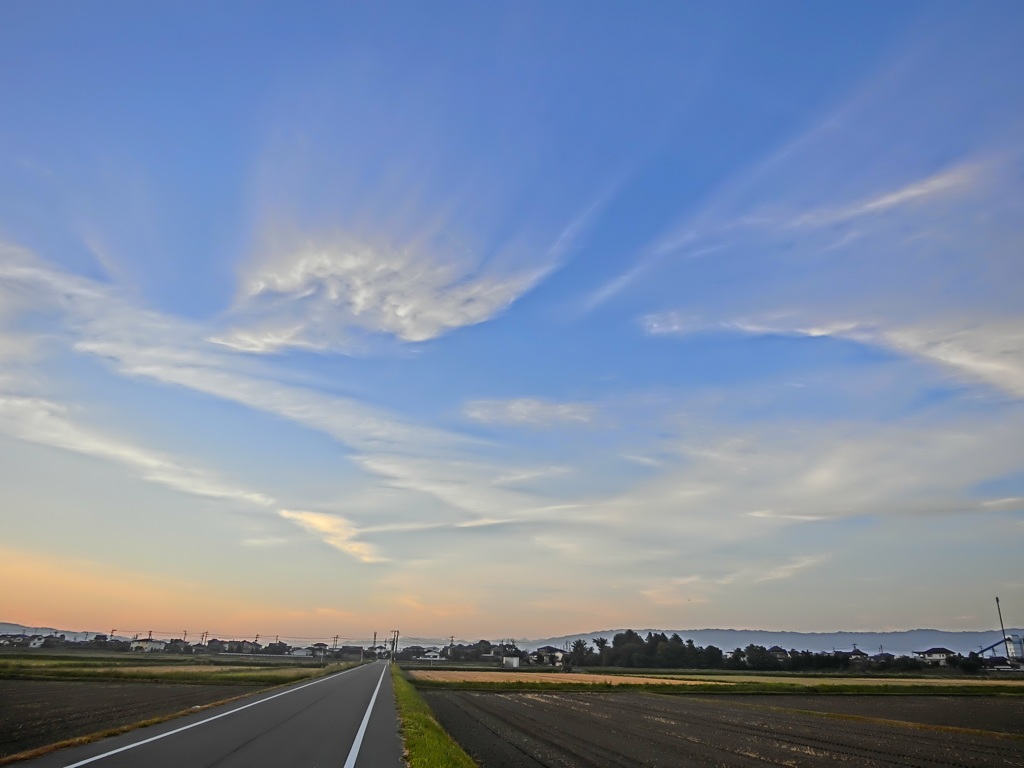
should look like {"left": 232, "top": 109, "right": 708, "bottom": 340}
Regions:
{"left": 409, "top": 670, "right": 734, "bottom": 687}
{"left": 0, "top": 679, "right": 262, "bottom": 760}
{"left": 407, "top": 667, "right": 1024, "bottom": 766}
{"left": 0, "top": 653, "right": 351, "bottom": 763}
{"left": 408, "top": 667, "right": 1024, "bottom": 695}
{"left": 424, "top": 690, "right": 1024, "bottom": 767}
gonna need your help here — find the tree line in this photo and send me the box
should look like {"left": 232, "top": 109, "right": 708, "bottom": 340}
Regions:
{"left": 559, "top": 630, "right": 927, "bottom": 671}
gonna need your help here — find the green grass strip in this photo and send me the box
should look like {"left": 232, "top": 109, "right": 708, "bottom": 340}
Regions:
{"left": 392, "top": 665, "right": 478, "bottom": 768}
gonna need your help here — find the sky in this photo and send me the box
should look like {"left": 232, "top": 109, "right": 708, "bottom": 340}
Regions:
{"left": 1, "top": 1, "right": 1023, "bottom": 644}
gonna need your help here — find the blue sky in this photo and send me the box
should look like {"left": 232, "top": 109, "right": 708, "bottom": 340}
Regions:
{"left": 1, "top": 1, "right": 1023, "bottom": 642}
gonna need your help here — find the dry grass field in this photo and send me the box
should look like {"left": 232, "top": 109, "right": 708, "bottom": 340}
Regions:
{"left": 408, "top": 670, "right": 733, "bottom": 686}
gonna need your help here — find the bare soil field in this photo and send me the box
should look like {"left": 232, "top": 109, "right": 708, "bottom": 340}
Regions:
{"left": 658, "top": 673, "right": 1024, "bottom": 688}
{"left": 722, "top": 695, "right": 1024, "bottom": 735}
{"left": 424, "top": 691, "right": 1024, "bottom": 767}
{"left": 0, "top": 679, "right": 261, "bottom": 759}
{"left": 409, "top": 670, "right": 733, "bottom": 686}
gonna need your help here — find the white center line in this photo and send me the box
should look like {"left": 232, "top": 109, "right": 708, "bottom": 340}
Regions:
{"left": 62, "top": 665, "right": 363, "bottom": 767}
{"left": 342, "top": 662, "right": 388, "bottom": 768}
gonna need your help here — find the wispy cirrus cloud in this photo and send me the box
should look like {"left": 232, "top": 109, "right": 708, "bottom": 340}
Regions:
{"left": 0, "top": 394, "right": 274, "bottom": 507}
{"left": 213, "top": 237, "right": 550, "bottom": 352}
{"left": 0, "top": 246, "right": 573, "bottom": 549}
{"left": 597, "top": 31, "right": 1024, "bottom": 410}
{"left": 464, "top": 397, "right": 595, "bottom": 426}
{"left": 278, "top": 509, "right": 383, "bottom": 563}
{"left": 642, "top": 311, "right": 1024, "bottom": 401}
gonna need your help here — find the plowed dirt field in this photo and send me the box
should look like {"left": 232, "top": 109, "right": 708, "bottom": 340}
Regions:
{"left": 424, "top": 691, "right": 1024, "bottom": 767}
{"left": 0, "top": 679, "right": 261, "bottom": 759}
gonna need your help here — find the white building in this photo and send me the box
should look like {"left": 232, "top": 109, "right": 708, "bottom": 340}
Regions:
{"left": 130, "top": 638, "right": 167, "bottom": 652}
{"left": 913, "top": 647, "right": 956, "bottom": 666}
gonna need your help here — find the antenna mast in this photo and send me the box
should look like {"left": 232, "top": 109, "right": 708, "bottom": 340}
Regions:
{"left": 997, "top": 596, "right": 1010, "bottom": 657}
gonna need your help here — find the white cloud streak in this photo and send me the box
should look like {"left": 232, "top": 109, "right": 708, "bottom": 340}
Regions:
{"left": 0, "top": 395, "right": 274, "bottom": 507}
{"left": 278, "top": 509, "right": 383, "bottom": 563}
{"left": 0, "top": 246, "right": 572, "bottom": 556}
{"left": 464, "top": 397, "right": 595, "bottom": 426}
{"left": 216, "top": 237, "right": 550, "bottom": 352}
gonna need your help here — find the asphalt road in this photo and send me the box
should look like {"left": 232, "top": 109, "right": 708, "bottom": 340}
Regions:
{"left": 18, "top": 661, "right": 403, "bottom": 768}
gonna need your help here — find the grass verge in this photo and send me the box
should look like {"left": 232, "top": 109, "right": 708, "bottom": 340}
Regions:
{"left": 392, "top": 665, "right": 478, "bottom": 768}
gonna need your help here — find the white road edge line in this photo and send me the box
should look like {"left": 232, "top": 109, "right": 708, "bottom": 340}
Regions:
{"left": 342, "top": 662, "right": 388, "bottom": 768}
{"left": 61, "top": 664, "right": 363, "bottom": 767}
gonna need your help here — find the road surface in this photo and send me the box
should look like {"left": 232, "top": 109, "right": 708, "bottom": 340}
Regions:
{"left": 18, "top": 661, "right": 403, "bottom": 768}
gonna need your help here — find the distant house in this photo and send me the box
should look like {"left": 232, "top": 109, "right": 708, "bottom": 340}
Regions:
{"left": 206, "top": 639, "right": 227, "bottom": 653}
{"left": 339, "top": 645, "right": 364, "bottom": 661}
{"left": 420, "top": 649, "right": 443, "bottom": 662}
{"left": 264, "top": 641, "right": 291, "bottom": 655}
{"left": 166, "top": 639, "right": 189, "bottom": 653}
{"left": 533, "top": 645, "right": 567, "bottom": 664}
{"left": 28, "top": 636, "right": 45, "bottom": 649}
{"left": 130, "top": 638, "right": 167, "bottom": 652}
{"left": 845, "top": 647, "right": 869, "bottom": 663}
{"left": 226, "top": 640, "right": 261, "bottom": 654}
{"left": 914, "top": 647, "right": 956, "bottom": 666}
{"left": 310, "top": 642, "right": 329, "bottom": 657}
{"left": 289, "top": 647, "right": 312, "bottom": 657}
{"left": 502, "top": 656, "right": 521, "bottom": 669}
{"left": 767, "top": 646, "right": 789, "bottom": 661}
{"left": 871, "top": 652, "right": 895, "bottom": 663}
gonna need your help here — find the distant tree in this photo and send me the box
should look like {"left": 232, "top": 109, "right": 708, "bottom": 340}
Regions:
{"left": 726, "top": 647, "right": 746, "bottom": 670}
{"left": 610, "top": 630, "right": 646, "bottom": 667}
{"left": 742, "top": 644, "right": 781, "bottom": 670}
{"left": 571, "top": 638, "right": 590, "bottom": 666}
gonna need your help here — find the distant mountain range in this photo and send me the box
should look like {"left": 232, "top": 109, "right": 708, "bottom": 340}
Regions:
{"left": 0, "top": 622, "right": 97, "bottom": 642}
{"left": 5, "top": 622, "right": 1021, "bottom": 657}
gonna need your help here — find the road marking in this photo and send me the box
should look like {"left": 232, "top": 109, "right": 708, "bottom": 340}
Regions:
{"left": 342, "top": 662, "right": 388, "bottom": 768}
{"left": 62, "top": 665, "right": 363, "bottom": 767}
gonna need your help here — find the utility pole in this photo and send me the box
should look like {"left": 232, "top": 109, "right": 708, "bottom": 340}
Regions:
{"left": 183, "top": 630, "right": 187, "bottom": 641}
{"left": 373, "top": 632, "right": 377, "bottom": 654}
{"left": 147, "top": 630, "right": 152, "bottom": 640}
{"left": 997, "top": 597, "right": 1010, "bottom": 657}
{"left": 333, "top": 635, "right": 339, "bottom": 651}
